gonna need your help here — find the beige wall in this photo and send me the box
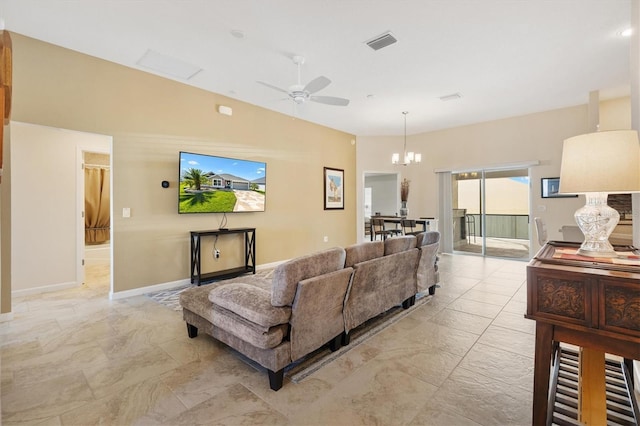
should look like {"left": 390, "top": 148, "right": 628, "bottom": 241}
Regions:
{"left": 2, "top": 30, "right": 631, "bottom": 302}
{"left": 600, "top": 97, "right": 632, "bottom": 131}
{"left": 357, "top": 102, "right": 630, "bottom": 251}
{"left": 7, "top": 33, "right": 356, "bottom": 295}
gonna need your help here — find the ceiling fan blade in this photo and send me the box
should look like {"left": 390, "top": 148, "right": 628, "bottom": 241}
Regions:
{"left": 304, "top": 76, "right": 331, "bottom": 94}
{"left": 310, "top": 95, "right": 350, "bottom": 106}
{"left": 257, "top": 81, "right": 289, "bottom": 94}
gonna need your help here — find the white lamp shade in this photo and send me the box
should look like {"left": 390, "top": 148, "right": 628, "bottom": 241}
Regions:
{"left": 559, "top": 130, "right": 640, "bottom": 194}
{"left": 392, "top": 153, "right": 400, "bottom": 164}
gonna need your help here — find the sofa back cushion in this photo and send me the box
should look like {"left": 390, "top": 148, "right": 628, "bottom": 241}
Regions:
{"left": 416, "top": 231, "right": 440, "bottom": 247}
{"left": 343, "top": 248, "right": 420, "bottom": 333}
{"left": 384, "top": 235, "right": 417, "bottom": 255}
{"left": 271, "top": 246, "right": 346, "bottom": 307}
{"left": 289, "top": 268, "right": 353, "bottom": 360}
{"left": 344, "top": 241, "right": 384, "bottom": 267}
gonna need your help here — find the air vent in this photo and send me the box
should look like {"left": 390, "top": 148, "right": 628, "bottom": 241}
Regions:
{"left": 365, "top": 32, "right": 398, "bottom": 51}
{"left": 439, "top": 93, "right": 463, "bottom": 102}
{"left": 136, "top": 49, "right": 202, "bottom": 80}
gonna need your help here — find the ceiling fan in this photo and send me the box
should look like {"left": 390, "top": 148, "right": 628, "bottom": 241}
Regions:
{"left": 258, "top": 56, "right": 349, "bottom": 107}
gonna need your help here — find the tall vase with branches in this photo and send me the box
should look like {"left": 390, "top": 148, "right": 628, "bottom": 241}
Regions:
{"left": 400, "top": 178, "right": 410, "bottom": 217}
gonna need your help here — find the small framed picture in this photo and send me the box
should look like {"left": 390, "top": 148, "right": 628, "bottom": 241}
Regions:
{"left": 324, "top": 167, "right": 344, "bottom": 210}
{"left": 541, "top": 177, "right": 577, "bottom": 198}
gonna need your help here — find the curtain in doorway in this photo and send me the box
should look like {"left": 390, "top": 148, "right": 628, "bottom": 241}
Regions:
{"left": 85, "top": 166, "right": 110, "bottom": 244}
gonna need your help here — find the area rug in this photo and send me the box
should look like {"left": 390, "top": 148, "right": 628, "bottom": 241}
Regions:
{"left": 145, "top": 273, "right": 432, "bottom": 383}
{"left": 145, "top": 268, "right": 275, "bottom": 311}
{"left": 285, "top": 292, "right": 432, "bottom": 383}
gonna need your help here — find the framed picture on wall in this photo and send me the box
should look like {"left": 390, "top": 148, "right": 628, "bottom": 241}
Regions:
{"left": 324, "top": 167, "right": 344, "bottom": 209}
{"left": 541, "top": 177, "right": 578, "bottom": 198}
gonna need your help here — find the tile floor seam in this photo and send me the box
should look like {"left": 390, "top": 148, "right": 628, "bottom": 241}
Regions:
{"left": 455, "top": 357, "right": 534, "bottom": 395}
{"left": 159, "top": 378, "right": 193, "bottom": 422}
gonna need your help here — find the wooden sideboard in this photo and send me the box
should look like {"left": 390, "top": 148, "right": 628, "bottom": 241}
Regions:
{"left": 526, "top": 241, "right": 640, "bottom": 425}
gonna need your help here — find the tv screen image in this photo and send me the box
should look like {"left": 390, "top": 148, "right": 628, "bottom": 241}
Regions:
{"left": 179, "top": 151, "right": 266, "bottom": 213}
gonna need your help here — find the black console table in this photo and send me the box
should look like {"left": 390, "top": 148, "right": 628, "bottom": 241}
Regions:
{"left": 190, "top": 228, "right": 256, "bottom": 285}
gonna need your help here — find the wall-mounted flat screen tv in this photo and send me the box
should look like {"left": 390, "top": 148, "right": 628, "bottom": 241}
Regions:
{"left": 179, "top": 151, "right": 266, "bottom": 213}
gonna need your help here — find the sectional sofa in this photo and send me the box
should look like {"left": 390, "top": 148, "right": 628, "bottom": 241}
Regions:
{"left": 179, "top": 231, "right": 440, "bottom": 390}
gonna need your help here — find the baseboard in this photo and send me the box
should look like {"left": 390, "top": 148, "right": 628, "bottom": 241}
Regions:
{"left": 110, "top": 278, "right": 191, "bottom": 300}
{"left": 110, "top": 262, "right": 285, "bottom": 300}
{"left": 12, "top": 281, "right": 79, "bottom": 297}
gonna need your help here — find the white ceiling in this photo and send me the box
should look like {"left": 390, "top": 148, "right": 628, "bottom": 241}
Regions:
{"left": 0, "top": 0, "right": 633, "bottom": 136}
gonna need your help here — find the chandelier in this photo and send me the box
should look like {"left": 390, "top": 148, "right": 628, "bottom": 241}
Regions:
{"left": 392, "top": 111, "right": 421, "bottom": 165}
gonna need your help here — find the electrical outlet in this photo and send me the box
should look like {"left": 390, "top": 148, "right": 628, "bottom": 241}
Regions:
{"left": 214, "top": 249, "right": 220, "bottom": 259}
{"left": 323, "top": 236, "right": 329, "bottom": 243}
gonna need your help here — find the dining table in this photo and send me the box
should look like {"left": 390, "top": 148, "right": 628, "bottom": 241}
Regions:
{"left": 369, "top": 216, "right": 437, "bottom": 240}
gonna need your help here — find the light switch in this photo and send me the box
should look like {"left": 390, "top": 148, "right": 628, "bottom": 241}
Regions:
{"left": 122, "top": 207, "right": 131, "bottom": 218}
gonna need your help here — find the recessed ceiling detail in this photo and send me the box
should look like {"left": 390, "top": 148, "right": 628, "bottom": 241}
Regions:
{"left": 136, "top": 49, "right": 202, "bottom": 80}
{"left": 365, "top": 32, "right": 397, "bottom": 51}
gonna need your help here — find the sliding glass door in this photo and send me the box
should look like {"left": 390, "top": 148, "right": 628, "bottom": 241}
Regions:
{"left": 451, "top": 168, "right": 530, "bottom": 259}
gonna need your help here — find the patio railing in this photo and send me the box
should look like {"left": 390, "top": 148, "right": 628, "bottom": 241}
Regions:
{"left": 464, "top": 214, "right": 529, "bottom": 240}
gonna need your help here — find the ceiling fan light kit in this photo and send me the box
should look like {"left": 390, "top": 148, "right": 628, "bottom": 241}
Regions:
{"left": 257, "top": 55, "right": 350, "bottom": 107}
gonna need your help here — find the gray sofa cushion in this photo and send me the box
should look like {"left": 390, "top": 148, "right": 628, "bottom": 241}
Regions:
{"left": 384, "top": 235, "right": 417, "bottom": 255}
{"left": 416, "top": 231, "right": 440, "bottom": 247}
{"left": 180, "top": 285, "right": 215, "bottom": 323}
{"left": 416, "top": 231, "right": 440, "bottom": 292}
{"left": 271, "top": 247, "right": 346, "bottom": 307}
{"left": 289, "top": 268, "right": 353, "bottom": 360}
{"left": 211, "top": 304, "right": 288, "bottom": 349}
{"left": 344, "top": 241, "right": 384, "bottom": 267}
{"left": 209, "top": 283, "right": 291, "bottom": 328}
{"left": 222, "top": 274, "right": 273, "bottom": 291}
{"left": 343, "top": 248, "right": 420, "bottom": 333}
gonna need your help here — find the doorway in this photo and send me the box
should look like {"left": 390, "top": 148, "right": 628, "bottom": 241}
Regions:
{"left": 451, "top": 168, "right": 530, "bottom": 259}
{"left": 363, "top": 172, "right": 400, "bottom": 239}
{"left": 82, "top": 151, "right": 111, "bottom": 289}
{"left": 77, "top": 144, "right": 112, "bottom": 295}
{"left": 10, "top": 123, "right": 112, "bottom": 298}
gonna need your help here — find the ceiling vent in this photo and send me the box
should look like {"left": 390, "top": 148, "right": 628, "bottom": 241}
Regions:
{"left": 365, "top": 32, "right": 398, "bottom": 51}
{"left": 439, "top": 93, "right": 463, "bottom": 102}
{"left": 136, "top": 49, "right": 202, "bottom": 80}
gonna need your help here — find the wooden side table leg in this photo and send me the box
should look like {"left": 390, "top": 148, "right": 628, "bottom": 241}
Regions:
{"left": 533, "top": 322, "right": 553, "bottom": 426}
{"left": 578, "top": 348, "right": 607, "bottom": 425}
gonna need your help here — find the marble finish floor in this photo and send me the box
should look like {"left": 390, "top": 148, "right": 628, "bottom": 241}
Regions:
{"left": 1, "top": 254, "right": 536, "bottom": 425}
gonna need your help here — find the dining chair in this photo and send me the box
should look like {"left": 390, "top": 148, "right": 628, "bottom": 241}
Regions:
{"left": 371, "top": 217, "right": 402, "bottom": 240}
{"left": 534, "top": 217, "right": 548, "bottom": 246}
{"left": 401, "top": 219, "right": 421, "bottom": 236}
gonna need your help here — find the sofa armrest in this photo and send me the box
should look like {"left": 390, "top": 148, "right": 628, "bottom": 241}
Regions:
{"left": 417, "top": 242, "right": 439, "bottom": 292}
{"left": 209, "top": 283, "right": 291, "bottom": 328}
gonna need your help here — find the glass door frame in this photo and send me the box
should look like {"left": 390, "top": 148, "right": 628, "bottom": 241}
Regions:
{"left": 451, "top": 166, "right": 531, "bottom": 259}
